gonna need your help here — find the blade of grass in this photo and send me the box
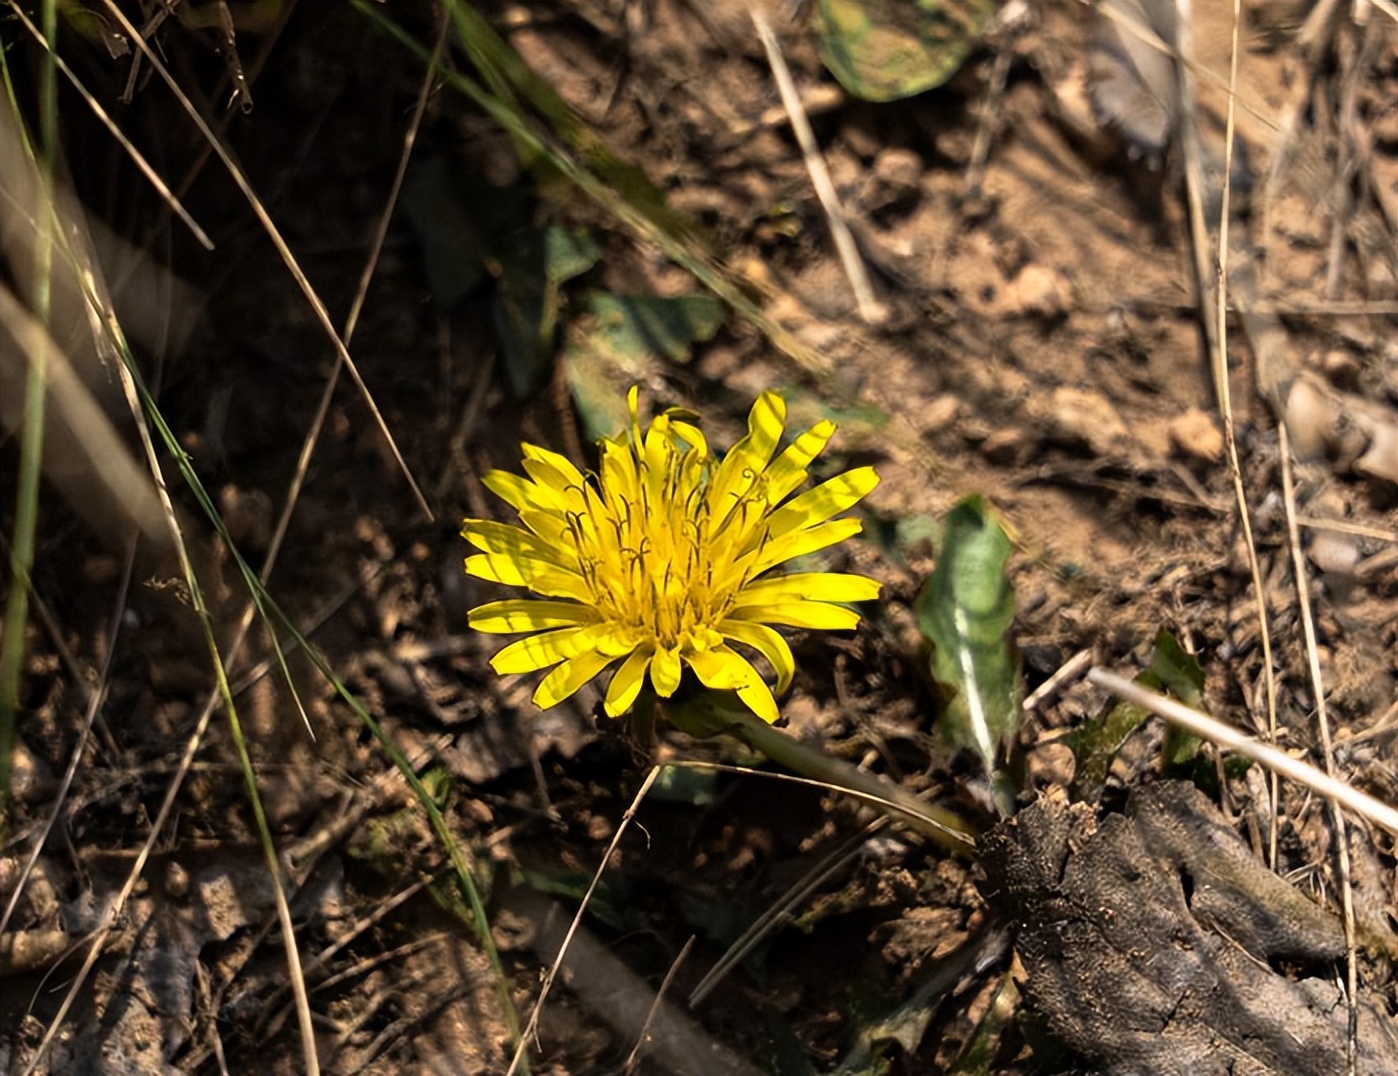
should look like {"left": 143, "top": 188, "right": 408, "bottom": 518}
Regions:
{"left": 106, "top": 346, "right": 526, "bottom": 1063}
{"left": 95, "top": 0, "right": 434, "bottom": 521}
{"left": 0, "top": 0, "right": 57, "bottom": 825}
{"left": 666, "top": 698, "right": 978, "bottom": 854}
{"left": 18, "top": 312, "right": 322, "bottom": 1076}
{"left": 506, "top": 767, "right": 660, "bottom": 1076}
{"left": 8, "top": 5, "right": 212, "bottom": 250}
{"left": 353, "top": 0, "right": 827, "bottom": 375}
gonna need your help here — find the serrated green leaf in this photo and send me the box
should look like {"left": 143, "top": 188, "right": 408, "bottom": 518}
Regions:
{"left": 915, "top": 496, "right": 1020, "bottom": 787}
{"left": 816, "top": 0, "right": 998, "bottom": 103}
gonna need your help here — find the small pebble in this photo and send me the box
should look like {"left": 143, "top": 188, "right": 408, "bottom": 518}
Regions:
{"left": 1026, "top": 742, "right": 1077, "bottom": 790}
{"left": 1167, "top": 408, "right": 1224, "bottom": 463}
{"left": 1007, "top": 265, "right": 1073, "bottom": 320}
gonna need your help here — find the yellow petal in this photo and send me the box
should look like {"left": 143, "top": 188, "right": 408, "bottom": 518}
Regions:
{"left": 709, "top": 391, "right": 787, "bottom": 511}
{"left": 469, "top": 599, "right": 599, "bottom": 633}
{"left": 765, "top": 467, "right": 879, "bottom": 539}
{"left": 762, "top": 420, "right": 835, "bottom": 504}
{"left": 605, "top": 647, "right": 653, "bottom": 717}
{"left": 522, "top": 443, "right": 587, "bottom": 493}
{"left": 461, "top": 519, "right": 577, "bottom": 571}
{"left": 600, "top": 439, "right": 642, "bottom": 518}
{"left": 669, "top": 420, "right": 709, "bottom": 458}
{"left": 719, "top": 619, "right": 795, "bottom": 694}
{"left": 463, "top": 552, "right": 593, "bottom": 602}
{"left": 734, "top": 572, "right": 881, "bottom": 607}
{"left": 751, "top": 518, "right": 864, "bottom": 576}
{"left": 727, "top": 602, "right": 862, "bottom": 631}
{"left": 534, "top": 649, "right": 618, "bottom": 709}
{"left": 491, "top": 625, "right": 603, "bottom": 674}
{"left": 517, "top": 507, "right": 574, "bottom": 546}
{"left": 482, "top": 468, "right": 580, "bottom": 518}
{"left": 735, "top": 678, "right": 780, "bottom": 724}
{"left": 651, "top": 646, "right": 683, "bottom": 697}
{"left": 686, "top": 646, "right": 779, "bottom": 724}
{"left": 626, "top": 384, "right": 642, "bottom": 439}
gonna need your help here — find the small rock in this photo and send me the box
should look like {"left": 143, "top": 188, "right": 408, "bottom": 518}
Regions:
{"left": 218, "top": 484, "right": 274, "bottom": 553}
{"left": 981, "top": 426, "right": 1033, "bottom": 466}
{"left": 1355, "top": 421, "right": 1397, "bottom": 486}
{"left": 1025, "top": 741, "right": 1077, "bottom": 791}
{"left": 1319, "top": 348, "right": 1360, "bottom": 391}
{"left": 1006, "top": 264, "right": 1073, "bottom": 320}
{"left": 10, "top": 741, "right": 53, "bottom": 803}
{"left": 859, "top": 147, "right": 924, "bottom": 217}
{"left": 1167, "top": 407, "right": 1224, "bottom": 463}
{"left": 1283, "top": 377, "right": 1337, "bottom": 460}
{"left": 83, "top": 555, "right": 120, "bottom": 585}
{"left": 839, "top": 117, "right": 881, "bottom": 161}
{"left": 1308, "top": 529, "right": 1361, "bottom": 576}
{"left": 918, "top": 394, "right": 963, "bottom": 437}
{"left": 1046, "top": 386, "right": 1128, "bottom": 455}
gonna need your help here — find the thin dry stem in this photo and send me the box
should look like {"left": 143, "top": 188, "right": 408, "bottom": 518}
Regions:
{"left": 506, "top": 766, "right": 661, "bottom": 1076}
{"left": 0, "top": 540, "right": 133, "bottom": 939}
{"left": 1278, "top": 420, "right": 1360, "bottom": 1073}
{"left": 752, "top": 10, "right": 885, "bottom": 325}
{"left": 9, "top": 6, "right": 211, "bottom": 249}
{"left": 624, "top": 935, "right": 695, "bottom": 1074}
{"left": 1206, "top": 0, "right": 1282, "bottom": 871}
{"left": 1086, "top": 669, "right": 1398, "bottom": 838}
{"left": 689, "top": 817, "right": 885, "bottom": 1007}
{"left": 97, "top": 0, "right": 433, "bottom": 521}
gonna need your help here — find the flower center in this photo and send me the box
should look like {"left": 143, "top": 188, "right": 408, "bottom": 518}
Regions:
{"left": 565, "top": 428, "right": 771, "bottom": 653}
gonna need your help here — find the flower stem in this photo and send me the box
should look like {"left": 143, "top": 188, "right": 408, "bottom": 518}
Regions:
{"left": 663, "top": 694, "right": 977, "bottom": 855}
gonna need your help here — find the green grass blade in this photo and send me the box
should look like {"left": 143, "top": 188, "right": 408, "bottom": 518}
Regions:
{"left": 352, "top": 0, "right": 825, "bottom": 376}
{"left": 0, "top": 0, "right": 58, "bottom": 824}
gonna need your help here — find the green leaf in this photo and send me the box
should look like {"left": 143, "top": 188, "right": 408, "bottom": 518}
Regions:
{"left": 1071, "top": 630, "right": 1206, "bottom": 800}
{"left": 651, "top": 763, "right": 720, "bottom": 806}
{"left": 517, "top": 867, "right": 631, "bottom": 931}
{"left": 400, "top": 157, "right": 601, "bottom": 399}
{"left": 816, "top": 0, "right": 998, "bottom": 103}
{"left": 1070, "top": 695, "right": 1147, "bottom": 804}
{"left": 587, "top": 293, "right": 723, "bottom": 362}
{"left": 492, "top": 224, "right": 601, "bottom": 399}
{"left": 1143, "top": 630, "right": 1205, "bottom": 767}
{"left": 1145, "top": 629, "right": 1204, "bottom": 707}
{"left": 564, "top": 293, "right": 724, "bottom": 440}
{"left": 915, "top": 496, "right": 1020, "bottom": 789}
{"left": 399, "top": 157, "right": 493, "bottom": 308}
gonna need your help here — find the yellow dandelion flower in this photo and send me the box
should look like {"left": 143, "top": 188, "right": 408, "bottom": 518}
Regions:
{"left": 462, "top": 387, "right": 881, "bottom": 723}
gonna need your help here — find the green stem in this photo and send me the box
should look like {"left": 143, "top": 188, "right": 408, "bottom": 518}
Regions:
{"left": 663, "top": 695, "right": 977, "bottom": 855}
{"left": 0, "top": 1, "right": 58, "bottom": 823}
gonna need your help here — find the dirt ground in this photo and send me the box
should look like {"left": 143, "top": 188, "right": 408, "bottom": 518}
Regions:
{"left": 1, "top": 1, "right": 1395, "bottom": 1073}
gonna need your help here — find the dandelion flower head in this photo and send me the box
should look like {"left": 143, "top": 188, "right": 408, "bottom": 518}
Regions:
{"left": 462, "top": 387, "right": 881, "bottom": 723}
